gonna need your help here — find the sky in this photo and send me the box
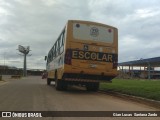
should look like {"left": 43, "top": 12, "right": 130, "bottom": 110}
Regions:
{"left": 0, "top": 0, "right": 160, "bottom": 69}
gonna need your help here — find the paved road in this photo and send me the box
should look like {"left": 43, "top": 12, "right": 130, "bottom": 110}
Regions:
{"left": 0, "top": 76, "right": 159, "bottom": 120}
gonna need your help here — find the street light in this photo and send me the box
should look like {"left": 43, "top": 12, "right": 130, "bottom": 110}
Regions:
{"left": 18, "top": 45, "right": 31, "bottom": 77}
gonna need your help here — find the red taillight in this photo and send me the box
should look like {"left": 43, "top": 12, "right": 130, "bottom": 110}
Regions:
{"left": 113, "top": 62, "right": 118, "bottom": 69}
{"left": 65, "top": 49, "right": 72, "bottom": 65}
{"left": 113, "top": 54, "right": 118, "bottom": 69}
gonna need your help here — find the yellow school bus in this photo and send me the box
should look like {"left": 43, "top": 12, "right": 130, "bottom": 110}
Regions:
{"left": 45, "top": 20, "right": 118, "bottom": 91}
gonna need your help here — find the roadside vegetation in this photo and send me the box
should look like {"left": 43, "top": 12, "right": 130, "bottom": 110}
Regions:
{"left": 100, "top": 79, "right": 160, "bottom": 101}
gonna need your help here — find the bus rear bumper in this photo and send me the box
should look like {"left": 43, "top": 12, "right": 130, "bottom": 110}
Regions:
{"left": 62, "top": 73, "right": 116, "bottom": 82}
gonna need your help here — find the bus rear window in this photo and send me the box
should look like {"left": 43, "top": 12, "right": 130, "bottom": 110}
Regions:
{"left": 73, "top": 23, "right": 114, "bottom": 43}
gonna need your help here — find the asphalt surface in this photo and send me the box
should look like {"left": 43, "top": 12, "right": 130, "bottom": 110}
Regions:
{"left": 0, "top": 76, "right": 159, "bottom": 120}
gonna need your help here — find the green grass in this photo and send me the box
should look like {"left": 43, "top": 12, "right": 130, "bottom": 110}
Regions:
{"left": 100, "top": 79, "right": 160, "bottom": 101}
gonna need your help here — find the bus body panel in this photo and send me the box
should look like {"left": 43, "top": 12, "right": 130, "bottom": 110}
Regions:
{"left": 62, "top": 20, "right": 118, "bottom": 81}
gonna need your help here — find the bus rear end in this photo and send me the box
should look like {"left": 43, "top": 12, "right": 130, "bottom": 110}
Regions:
{"left": 63, "top": 20, "right": 118, "bottom": 91}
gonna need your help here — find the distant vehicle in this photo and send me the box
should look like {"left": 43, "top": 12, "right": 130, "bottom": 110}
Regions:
{"left": 45, "top": 20, "right": 118, "bottom": 91}
{"left": 42, "top": 72, "right": 47, "bottom": 79}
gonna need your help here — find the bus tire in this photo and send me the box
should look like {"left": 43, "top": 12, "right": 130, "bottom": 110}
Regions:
{"left": 86, "top": 83, "right": 99, "bottom": 91}
{"left": 47, "top": 78, "right": 51, "bottom": 85}
{"left": 61, "top": 81, "right": 68, "bottom": 90}
{"left": 55, "top": 71, "right": 62, "bottom": 90}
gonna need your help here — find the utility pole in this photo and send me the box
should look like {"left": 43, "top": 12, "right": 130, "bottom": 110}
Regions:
{"left": 147, "top": 61, "right": 151, "bottom": 80}
{"left": 18, "top": 45, "right": 31, "bottom": 77}
{"left": 3, "top": 52, "right": 6, "bottom": 75}
{"left": 23, "top": 52, "right": 27, "bottom": 77}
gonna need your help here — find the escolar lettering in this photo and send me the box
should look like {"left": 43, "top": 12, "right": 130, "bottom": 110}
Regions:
{"left": 72, "top": 50, "right": 114, "bottom": 62}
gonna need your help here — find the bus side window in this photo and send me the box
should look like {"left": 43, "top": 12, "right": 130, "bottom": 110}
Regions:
{"left": 60, "top": 30, "right": 65, "bottom": 54}
{"left": 50, "top": 48, "right": 53, "bottom": 61}
{"left": 55, "top": 41, "right": 59, "bottom": 56}
{"left": 53, "top": 45, "right": 56, "bottom": 59}
{"left": 59, "top": 34, "right": 63, "bottom": 54}
{"left": 52, "top": 45, "right": 55, "bottom": 59}
{"left": 62, "top": 30, "right": 65, "bottom": 45}
{"left": 57, "top": 37, "right": 60, "bottom": 55}
{"left": 48, "top": 51, "right": 51, "bottom": 64}
{"left": 54, "top": 44, "right": 56, "bottom": 57}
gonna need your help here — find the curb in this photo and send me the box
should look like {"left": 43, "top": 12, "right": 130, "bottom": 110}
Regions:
{"left": 0, "top": 80, "right": 7, "bottom": 86}
{"left": 98, "top": 90, "right": 160, "bottom": 110}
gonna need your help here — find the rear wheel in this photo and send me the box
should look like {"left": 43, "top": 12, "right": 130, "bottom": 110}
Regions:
{"left": 55, "top": 71, "right": 61, "bottom": 90}
{"left": 61, "top": 81, "right": 68, "bottom": 90}
{"left": 55, "top": 71, "right": 68, "bottom": 90}
{"left": 86, "top": 83, "right": 99, "bottom": 91}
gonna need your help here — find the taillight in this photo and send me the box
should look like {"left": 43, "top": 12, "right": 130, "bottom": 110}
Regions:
{"left": 65, "top": 49, "right": 72, "bottom": 65}
{"left": 113, "top": 54, "right": 118, "bottom": 69}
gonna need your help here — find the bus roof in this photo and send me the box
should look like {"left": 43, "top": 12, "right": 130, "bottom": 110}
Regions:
{"left": 67, "top": 20, "right": 117, "bottom": 29}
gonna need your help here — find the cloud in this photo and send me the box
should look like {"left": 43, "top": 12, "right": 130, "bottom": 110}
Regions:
{"left": 0, "top": 0, "right": 160, "bottom": 69}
